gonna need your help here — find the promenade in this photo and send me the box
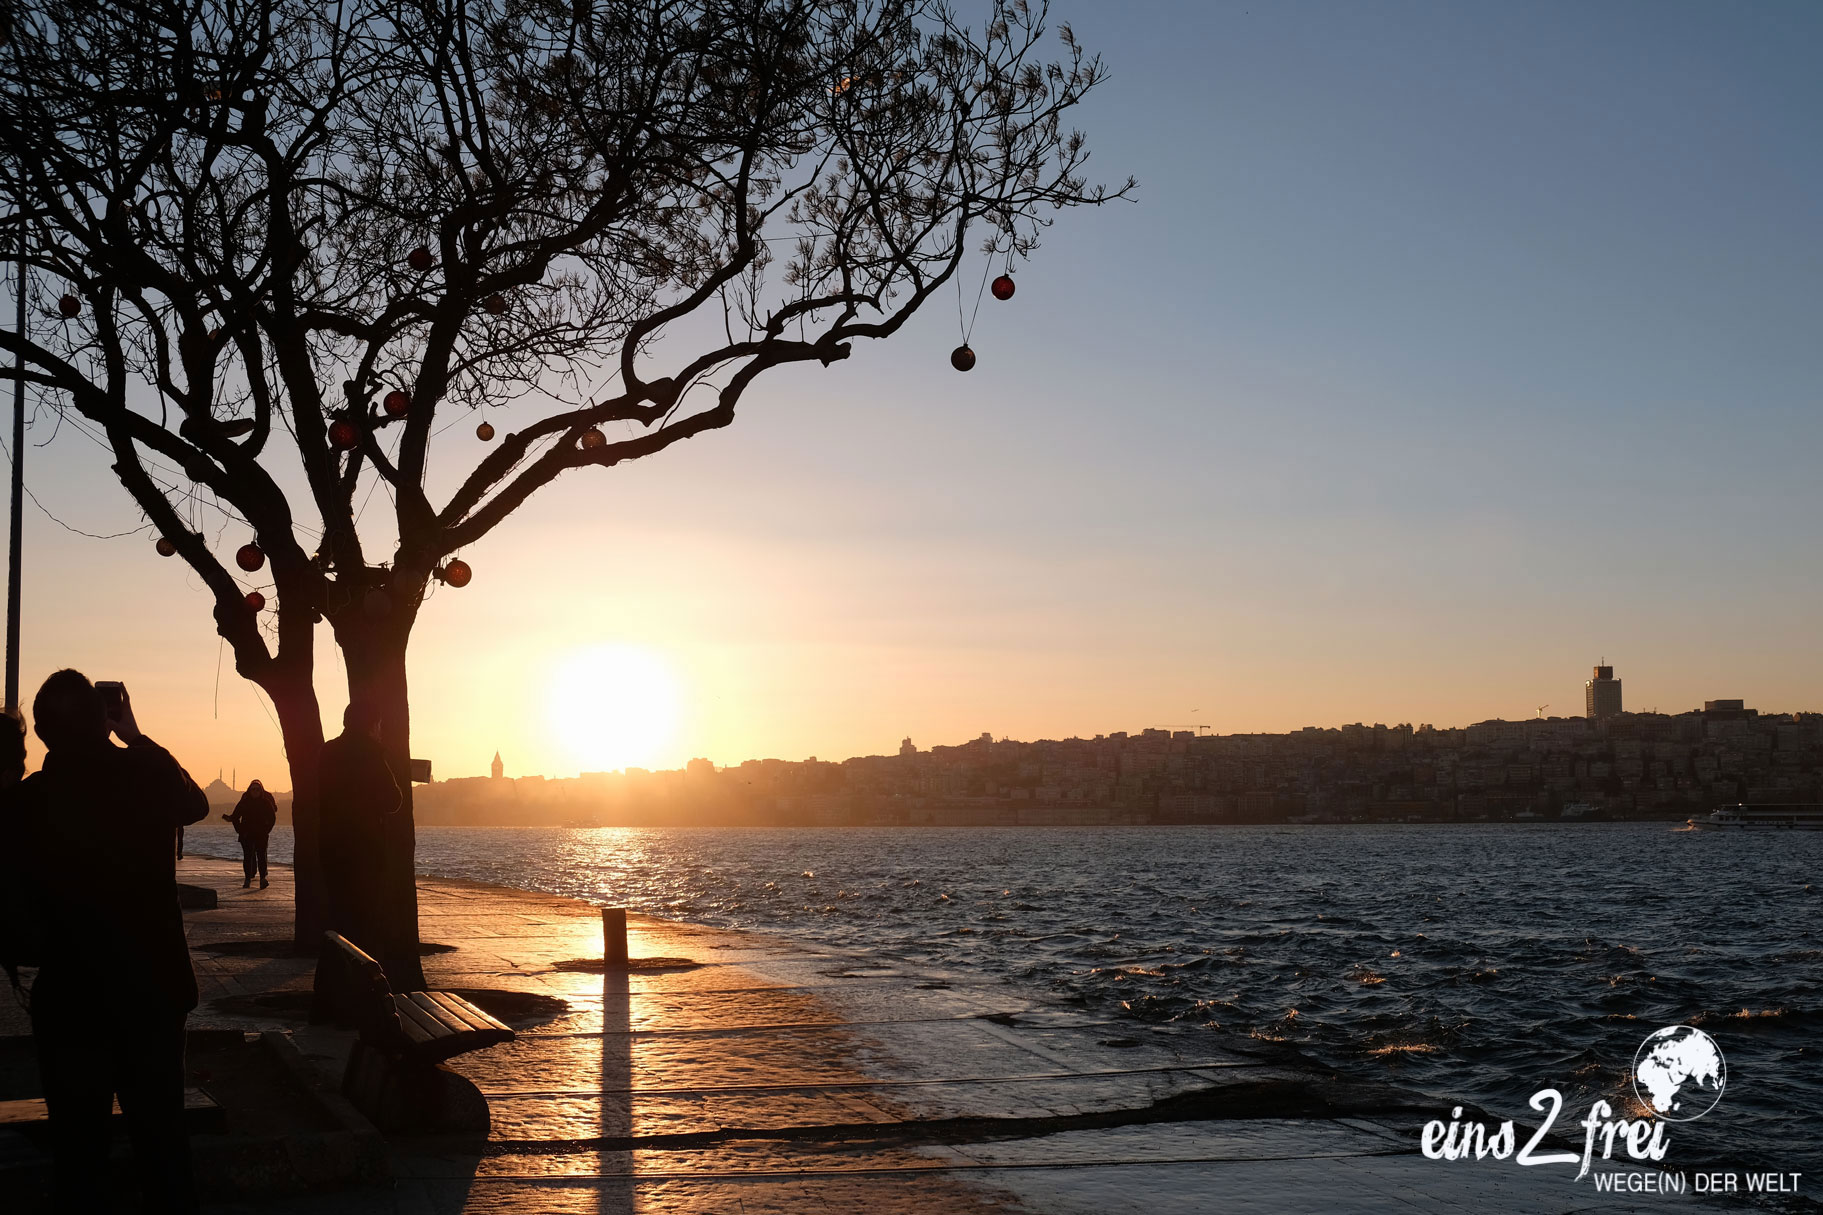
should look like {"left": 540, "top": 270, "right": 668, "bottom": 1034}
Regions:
{"left": 3, "top": 856, "right": 1722, "bottom": 1212}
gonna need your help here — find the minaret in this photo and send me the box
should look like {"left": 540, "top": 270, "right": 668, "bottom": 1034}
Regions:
{"left": 490, "top": 751, "right": 503, "bottom": 780}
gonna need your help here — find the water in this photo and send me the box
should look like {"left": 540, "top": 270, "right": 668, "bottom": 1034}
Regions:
{"left": 188, "top": 821, "right": 1821, "bottom": 1176}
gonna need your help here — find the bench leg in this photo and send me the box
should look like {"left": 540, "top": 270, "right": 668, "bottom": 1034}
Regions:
{"left": 342, "top": 1041, "right": 490, "bottom": 1135}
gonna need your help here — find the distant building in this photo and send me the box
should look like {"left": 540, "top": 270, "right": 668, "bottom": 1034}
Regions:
{"left": 900, "top": 737, "right": 917, "bottom": 758}
{"left": 1585, "top": 665, "right": 1623, "bottom": 722}
{"left": 490, "top": 752, "right": 503, "bottom": 780}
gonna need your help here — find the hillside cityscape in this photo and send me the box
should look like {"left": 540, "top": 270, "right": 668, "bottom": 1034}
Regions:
{"left": 204, "top": 666, "right": 1821, "bottom": 828}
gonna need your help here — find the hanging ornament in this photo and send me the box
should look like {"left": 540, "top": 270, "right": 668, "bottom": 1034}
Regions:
{"left": 579, "top": 427, "right": 607, "bottom": 450}
{"left": 383, "top": 389, "right": 411, "bottom": 416}
{"left": 328, "top": 419, "right": 360, "bottom": 449}
{"left": 476, "top": 421, "right": 495, "bottom": 441}
{"left": 155, "top": 537, "right": 177, "bottom": 557}
{"left": 407, "top": 245, "right": 435, "bottom": 271}
{"left": 441, "top": 559, "right": 472, "bottom": 588}
{"left": 58, "top": 294, "right": 80, "bottom": 318}
{"left": 950, "top": 344, "right": 976, "bottom": 372}
{"left": 363, "top": 588, "right": 392, "bottom": 618}
{"left": 484, "top": 293, "right": 507, "bottom": 316}
{"left": 244, "top": 590, "right": 266, "bottom": 611}
{"left": 235, "top": 542, "right": 265, "bottom": 572}
{"left": 991, "top": 274, "right": 1015, "bottom": 301}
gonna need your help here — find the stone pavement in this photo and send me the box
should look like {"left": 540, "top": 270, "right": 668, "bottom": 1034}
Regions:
{"left": 6, "top": 855, "right": 1747, "bottom": 1212}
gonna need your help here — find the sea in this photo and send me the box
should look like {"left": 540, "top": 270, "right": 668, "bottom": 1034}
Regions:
{"left": 186, "top": 821, "right": 1821, "bottom": 1180}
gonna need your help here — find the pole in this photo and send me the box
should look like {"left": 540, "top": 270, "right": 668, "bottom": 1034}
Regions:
{"left": 5, "top": 226, "right": 23, "bottom": 715}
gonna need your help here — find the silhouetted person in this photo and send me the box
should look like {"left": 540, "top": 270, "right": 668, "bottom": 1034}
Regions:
{"left": 313, "top": 700, "right": 401, "bottom": 1018}
{"left": 222, "top": 778, "right": 278, "bottom": 888}
{"left": 14, "top": 670, "right": 208, "bottom": 1213}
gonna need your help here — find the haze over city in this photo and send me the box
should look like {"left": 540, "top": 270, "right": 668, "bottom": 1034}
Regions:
{"left": 8, "top": 0, "right": 1820, "bottom": 783}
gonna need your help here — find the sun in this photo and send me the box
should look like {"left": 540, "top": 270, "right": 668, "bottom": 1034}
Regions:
{"left": 545, "top": 645, "right": 682, "bottom": 774}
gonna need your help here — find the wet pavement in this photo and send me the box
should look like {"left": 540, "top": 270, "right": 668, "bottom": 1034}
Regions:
{"left": 3, "top": 856, "right": 1742, "bottom": 1212}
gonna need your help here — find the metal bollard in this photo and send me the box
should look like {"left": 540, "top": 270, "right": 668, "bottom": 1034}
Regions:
{"left": 601, "top": 907, "right": 629, "bottom": 970}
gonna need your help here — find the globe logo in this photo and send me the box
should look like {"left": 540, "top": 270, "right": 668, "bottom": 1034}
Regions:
{"left": 1633, "top": 1025, "right": 1726, "bottom": 1122}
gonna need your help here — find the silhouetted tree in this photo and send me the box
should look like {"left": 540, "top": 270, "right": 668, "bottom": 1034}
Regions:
{"left": 0, "top": 0, "right": 1127, "bottom": 983}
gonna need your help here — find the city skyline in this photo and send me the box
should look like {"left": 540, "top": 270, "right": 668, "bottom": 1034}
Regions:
{"left": 205, "top": 673, "right": 1806, "bottom": 793}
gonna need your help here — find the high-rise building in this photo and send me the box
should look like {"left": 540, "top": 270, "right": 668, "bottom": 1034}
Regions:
{"left": 1585, "top": 664, "right": 1622, "bottom": 722}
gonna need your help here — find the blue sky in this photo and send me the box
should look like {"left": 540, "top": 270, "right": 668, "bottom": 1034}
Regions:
{"left": 9, "top": 1, "right": 1821, "bottom": 780}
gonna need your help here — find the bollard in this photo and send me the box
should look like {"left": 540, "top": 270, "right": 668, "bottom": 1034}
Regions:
{"left": 601, "top": 907, "right": 628, "bottom": 970}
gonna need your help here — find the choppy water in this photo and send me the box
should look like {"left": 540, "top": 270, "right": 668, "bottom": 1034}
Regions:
{"left": 188, "top": 821, "right": 1822, "bottom": 1177}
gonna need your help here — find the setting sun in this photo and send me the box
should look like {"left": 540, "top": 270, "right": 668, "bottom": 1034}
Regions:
{"left": 545, "top": 645, "right": 682, "bottom": 774}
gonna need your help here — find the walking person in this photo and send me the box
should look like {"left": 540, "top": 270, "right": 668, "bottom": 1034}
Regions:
{"left": 9, "top": 671, "right": 208, "bottom": 1213}
{"left": 222, "top": 778, "right": 278, "bottom": 888}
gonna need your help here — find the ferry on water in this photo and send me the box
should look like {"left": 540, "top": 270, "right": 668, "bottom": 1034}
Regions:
{"left": 1688, "top": 804, "right": 1823, "bottom": 831}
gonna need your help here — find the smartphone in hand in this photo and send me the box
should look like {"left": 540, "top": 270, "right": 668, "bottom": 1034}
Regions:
{"left": 95, "top": 681, "right": 126, "bottom": 722}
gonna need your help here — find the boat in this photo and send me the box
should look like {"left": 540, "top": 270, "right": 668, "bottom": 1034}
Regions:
{"left": 1687, "top": 804, "right": 1823, "bottom": 831}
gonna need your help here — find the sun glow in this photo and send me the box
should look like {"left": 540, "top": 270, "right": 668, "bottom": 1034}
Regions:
{"left": 545, "top": 645, "right": 682, "bottom": 774}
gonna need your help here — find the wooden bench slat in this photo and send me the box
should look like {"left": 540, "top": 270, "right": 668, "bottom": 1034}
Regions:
{"left": 392, "top": 999, "right": 448, "bottom": 1042}
{"left": 425, "top": 991, "right": 510, "bottom": 1035}
{"left": 406, "top": 991, "right": 474, "bottom": 1037}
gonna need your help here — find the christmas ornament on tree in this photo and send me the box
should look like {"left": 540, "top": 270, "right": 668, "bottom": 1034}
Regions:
{"left": 58, "top": 294, "right": 80, "bottom": 318}
{"left": 991, "top": 274, "right": 1015, "bottom": 301}
{"left": 484, "top": 293, "right": 507, "bottom": 315}
{"left": 244, "top": 590, "right": 265, "bottom": 611}
{"left": 407, "top": 245, "right": 435, "bottom": 271}
{"left": 476, "top": 421, "right": 495, "bottom": 441}
{"left": 441, "top": 559, "right": 472, "bottom": 588}
{"left": 328, "top": 419, "right": 360, "bottom": 449}
{"left": 383, "top": 389, "right": 411, "bottom": 416}
{"left": 235, "top": 542, "right": 265, "bottom": 572}
{"left": 155, "top": 537, "right": 177, "bottom": 557}
{"left": 950, "top": 344, "right": 976, "bottom": 372}
{"left": 579, "top": 428, "right": 607, "bottom": 450}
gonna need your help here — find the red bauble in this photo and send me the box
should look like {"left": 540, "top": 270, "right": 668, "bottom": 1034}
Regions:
{"left": 476, "top": 421, "right": 495, "bottom": 441}
{"left": 991, "top": 274, "right": 1015, "bottom": 301}
{"left": 442, "top": 559, "right": 472, "bottom": 588}
{"left": 235, "top": 542, "right": 265, "bottom": 572}
{"left": 407, "top": 246, "right": 435, "bottom": 271}
{"left": 58, "top": 294, "right": 80, "bottom": 318}
{"left": 244, "top": 591, "right": 266, "bottom": 611}
{"left": 328, "top": 419, "right": 360, "bottom": 449}
{"left": 950, "top": 344, "right": 976, "bottom": 372}
{"left": 383, "top": 389, "right": 411, "bottom": 416}
{"left": 155, "top": 537, "right": 177, "bottom": 557}
{"left": 579, "top": 428, "right": 607, "bottom": 450}
{"left": 484, "top": 293, "right": 507, "bottom": 315}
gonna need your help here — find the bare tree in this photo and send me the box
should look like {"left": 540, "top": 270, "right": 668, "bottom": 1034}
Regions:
{"left": 0, "top": 0, "right": 1127, "bottom": 984}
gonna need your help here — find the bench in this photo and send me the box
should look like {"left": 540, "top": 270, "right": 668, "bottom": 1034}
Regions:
{"left": 321, "top": 932, "right": 514, "bottom": 1133}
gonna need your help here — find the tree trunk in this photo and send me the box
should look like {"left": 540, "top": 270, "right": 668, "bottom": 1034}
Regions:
{"left": 339, "top": 625, "right": 426, "bottom": 991}
{"left": 266, "top": 673, "right": 328, "bottom": 950}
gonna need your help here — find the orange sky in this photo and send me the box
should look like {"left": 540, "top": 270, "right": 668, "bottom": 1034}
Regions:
{"left": 10, "top": 4, "right": 1823, "bottom": 789}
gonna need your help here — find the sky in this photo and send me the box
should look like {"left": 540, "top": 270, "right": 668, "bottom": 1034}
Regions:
{"left": 7, "top": 0, "right": 1821, "bottom": 786}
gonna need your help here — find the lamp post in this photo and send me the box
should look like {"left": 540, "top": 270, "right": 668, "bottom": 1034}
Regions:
{"left": 5, "top": 211, "right": 22, "bottom": 716}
